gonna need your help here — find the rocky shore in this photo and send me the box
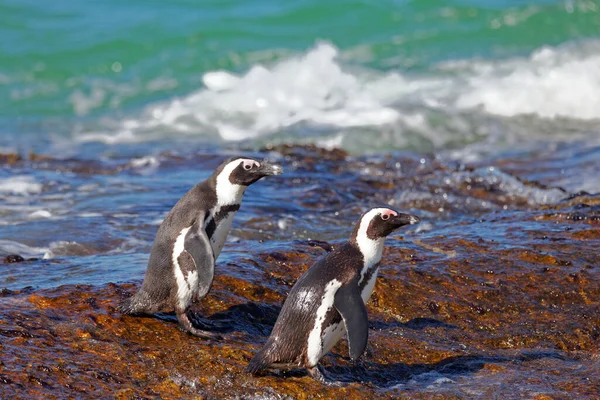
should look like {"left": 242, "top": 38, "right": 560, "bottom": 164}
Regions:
{"left": 1, "top": 145, "right": 599, "bottom": 398}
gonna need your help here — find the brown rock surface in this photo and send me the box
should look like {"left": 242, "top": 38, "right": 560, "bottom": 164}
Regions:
{"left": 1, "top": 145, "right": 599, "bottom": 398}
{"left": 1, "top": 214, "right": 599, "bottom": 398}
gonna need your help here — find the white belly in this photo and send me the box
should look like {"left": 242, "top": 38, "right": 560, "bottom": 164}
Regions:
{"left": 361, "top": 269, "right": 379, "bottom": 303}
{"left": 318, "top": 322, "right": 346, "bottom": 361}
{"left": 172, "top": 226, "right": 200, "bottom": 310}
{"left": 306, "top": 279, "right": 342, "bottom": 366}
{"left": 209, "top": 212, "right": 236, "bottom": 259}
{"left": 314, "top": 270, "right": 380, "bottom": 363}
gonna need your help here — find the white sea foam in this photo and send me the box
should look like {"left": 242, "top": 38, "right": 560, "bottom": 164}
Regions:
{"left": 44, "top": 241, "right": 98, "bottom": 258}
{"left": 387, "top": 371, "right": 456, "bottom": 392}
{"left": 28, "top": 210, "right": 52, "bottom": 219}
{"left": 96, "top": 42, "right": 401, "bottom": 143}
{"left": 0, "top": 240, "right": 49, "bottom": 258}
{"left": 450, "top": 167, "right": 568, "bottom": 205}
{"left": 0, "top": 176, "right": 43, "bottom": 196}
{"left": 449, "top": 41, "right": 600, "bottom": 119}
{"left": 129, "top": 155, "right": 160, "bottom": 175}
{"left": 316, "top": 133, "right": 344, "bottom": 149}
{"left": 75, "top": 40, "right": 600, "bottom": 149}
{"left": 78, "top": 212, "right": 103, "bottom": 218}
{"left": 129, "top": 155, "right": 159, "bottom": 168}
{"left": 106, "top": 236, "right": 148, "bottom": 254}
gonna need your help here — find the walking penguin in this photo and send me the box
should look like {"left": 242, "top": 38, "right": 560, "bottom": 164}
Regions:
{"left": 119, "top": 157, "right": 283, "bottom": 338}
{"left": 246, "top": 207, "right": 419, "bottom": 384}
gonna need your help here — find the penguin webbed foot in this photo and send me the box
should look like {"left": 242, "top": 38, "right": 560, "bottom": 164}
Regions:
{"left": 307, "top": 365, "right": 346, "bottom": 388}
{"left": 176, "top": 311, "right": 222, "bottom": 340}
{"left": 189, "top": 312, "right": 230, "bottom": 331}
{"left": 184, "top": 325, "right": 223, "bottom": 341}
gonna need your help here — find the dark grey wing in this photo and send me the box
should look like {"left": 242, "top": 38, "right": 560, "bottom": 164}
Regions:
{"left": 182, "top": 218, "right": 215, "bottom": 299}
{"left": 333, "top": 281, "right": 368, "bottom": 361}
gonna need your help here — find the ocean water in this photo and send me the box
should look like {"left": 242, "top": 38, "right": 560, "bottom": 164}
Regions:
{"left": 1, "top": 0, "right": 599, "bottom": 284}
{"left": 1, "top": 0, "right": 600, "bottom": 155}
{"left": 0, "top": 0, "right": 600, "bottom": 288}
{"left": 1, "top": 1, "right": 599, "bottom": 289}
{"left": 1, "top": 0, "right": 600, "bottom": 282}
{"left": 2, "top": 2, "right": 600, "bottom": 397}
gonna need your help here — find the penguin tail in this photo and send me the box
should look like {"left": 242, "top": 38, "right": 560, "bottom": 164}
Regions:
{"left": 117, "top": 291, "right": 152, "bottom": 315}
{"left": 245, "top": 347, "right": 273, "bottom": 375}
{"left": 117, "top": 296, "right": 139, "bottom": 314}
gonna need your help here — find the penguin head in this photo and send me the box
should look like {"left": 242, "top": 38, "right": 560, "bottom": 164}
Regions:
{"left": 358, "top": 207, "right": 420, "bottom": 240}
{"left": 220, "top": 157, "right": 284, "bottom": 186}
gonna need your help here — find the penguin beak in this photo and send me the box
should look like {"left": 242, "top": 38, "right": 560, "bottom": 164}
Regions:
{"left": 258, "top": 162, "right": 284, "bottom": 176}
{"left": 391, "top": 213, "right": 420, "bottom": 227}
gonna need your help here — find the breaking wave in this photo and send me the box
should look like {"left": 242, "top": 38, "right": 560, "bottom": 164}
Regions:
{"left": 75, "top": 40, "right": 600, "bottom": 149}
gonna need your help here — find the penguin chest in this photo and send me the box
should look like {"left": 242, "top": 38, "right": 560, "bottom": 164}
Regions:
{"left": 317, "top": 274, "right": 378, "bottom": 363}
{"left": 172, "top": 226, "right": 201, "bottom": 310}
{"left": 309, "top": 269, "right": 381, "bottom": 365}
{"left": 306, "top": 279, "right": 344, "bottom": 366}
{"left": 209, "top": 211, "right": 236, "bottom": 259}
{"left": 360, "top": 268, "right": 379, "bottom": 303}
{"left": 316, "top": 320, "right": 346, "bottom": 364}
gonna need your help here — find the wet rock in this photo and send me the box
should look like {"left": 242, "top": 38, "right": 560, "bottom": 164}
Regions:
{"left": 1, "top": 220, "right": 599, "bottom": 399}
{"left": 28, "top": 152, "right": 53, "bottom": 162}
{"left": 0, "top": 153, "right": 22, "bottom": 165}
{"left": 4, "top": 255, "right": 25, "bottom": 264}
{"left": 262, "top": 143, "right": 348, "bottom": 162}
{"left": 0, "top": 144, "right": 599, "bottom": 398}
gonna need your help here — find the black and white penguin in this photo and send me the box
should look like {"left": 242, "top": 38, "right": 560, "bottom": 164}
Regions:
{"left": 246, "top": 207, "right": 419, "bottom": 384}
{"left": 119, "top": 157, "right": 283, "bottom": 338}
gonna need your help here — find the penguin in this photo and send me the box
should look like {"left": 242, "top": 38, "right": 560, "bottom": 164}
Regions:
{"left": 246, "top": 207, "right": 420, "bottom": 385}
{"left": 119, "top": 157, "right": 283, "bottom": 338}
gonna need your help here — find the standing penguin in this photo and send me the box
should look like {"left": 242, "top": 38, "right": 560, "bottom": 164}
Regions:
{"left": 119, "top": 157, "right": 283, "bottom": 338}
{"left": 246, "top": 207, "right": 419, "bottom": 385}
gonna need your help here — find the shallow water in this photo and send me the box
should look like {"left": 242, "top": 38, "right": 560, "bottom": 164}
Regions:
{"left": 2, "top": 141, "right": 597, "bottom": 290}
{"left": 1, "top": 0, "right": 600, "bottom": 397}
{"left": 1, "top": 144, "right": 599, "bottom": 398}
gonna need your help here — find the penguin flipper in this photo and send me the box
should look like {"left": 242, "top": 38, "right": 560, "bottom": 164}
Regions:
{"left": 334, "top": 282, "right": 368, "bottom": 361}
{"left": 182, "top": 219, "right": 216, "bottom": 299}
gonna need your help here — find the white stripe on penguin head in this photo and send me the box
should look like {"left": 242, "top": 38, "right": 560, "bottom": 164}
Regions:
{"left": 215, "top": 158, "right": 255, "bottom": 205}
{"left": 355, "top": 208, "right": 391, "bottom": 281}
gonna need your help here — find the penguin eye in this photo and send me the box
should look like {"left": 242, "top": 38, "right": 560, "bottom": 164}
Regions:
{"left": 381, "top": 213, "right": 390, "bottom": 221}
{"left": 244, "top": 164, "right": 252, "bottom": 171}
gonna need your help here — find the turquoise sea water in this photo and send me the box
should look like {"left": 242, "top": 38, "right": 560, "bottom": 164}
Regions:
{"left": 1, "top": 0, "right": 600, "bottom": 153}
{"left": 1, "top": 3, "right": 600, "bottom": 396}
{"left": 1, "top": 0, "right": 600, "bottom": 282}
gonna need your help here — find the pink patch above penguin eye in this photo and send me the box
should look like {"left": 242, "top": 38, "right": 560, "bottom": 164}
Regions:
{"left": 381, "top": 209, "right": 398, "bottom": 220}
{"left": 242, "top": 160, "right": 259, "bottom": 170}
